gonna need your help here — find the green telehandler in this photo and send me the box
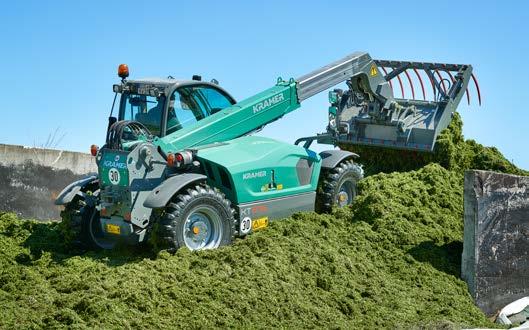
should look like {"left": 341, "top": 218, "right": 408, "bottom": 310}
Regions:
{"left": 55, "top": 51, "right": 479, "bottom": 251}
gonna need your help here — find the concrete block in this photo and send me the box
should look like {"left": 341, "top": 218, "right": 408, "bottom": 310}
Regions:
{"left": 0, "top": 144, "right": 96, "bottom": 220}
{"left": 462, "top": 170, "right": 529, "bottom": 316}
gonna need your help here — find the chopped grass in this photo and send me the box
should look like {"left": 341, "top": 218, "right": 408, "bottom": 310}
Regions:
{"left": 0, "top": 165, "right": 497, "bottom": 329}
{"left": 0, "top": 112, "right": 524, "bottom": 328}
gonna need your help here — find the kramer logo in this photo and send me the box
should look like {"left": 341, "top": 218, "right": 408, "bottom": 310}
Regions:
{"left": 103, "top": 160, "right": 127, "bottom": 169}
{"left": 243, "top": 170, "right": 266, "bottom": 180}
{"left": 252, "top": 93, "right": 285, "bottom": 114}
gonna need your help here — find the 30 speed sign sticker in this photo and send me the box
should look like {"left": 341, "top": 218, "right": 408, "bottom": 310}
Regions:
{"left": 240, "top": 217, "right": 252, "bottom": 235}
{"left": 108, "top": 168, "right": 120, "bottom": 185}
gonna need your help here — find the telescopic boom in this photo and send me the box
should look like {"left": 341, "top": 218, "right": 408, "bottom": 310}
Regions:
{"left": 154, "top": 51, "right": 477, "bottom": 153}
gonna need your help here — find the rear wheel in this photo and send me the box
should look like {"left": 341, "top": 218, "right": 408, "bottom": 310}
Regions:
{"left": 157, "top": 184, "right": 236, "bottom": 252}
{"left": 60, "top": 187, "right": 116, "bottom": 250}
{"left": 316, "top": 159, "right": 363, "bottom": 213}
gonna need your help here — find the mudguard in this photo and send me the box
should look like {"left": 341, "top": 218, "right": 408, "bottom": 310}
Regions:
{"left": 54, "top": 175, "right": 98, "bottom": 205}
{"left": 319, "top": 150, "right": 359, "bottom": 169}
{"left": 143, "top": 173, "right": 207, "bottom": 209}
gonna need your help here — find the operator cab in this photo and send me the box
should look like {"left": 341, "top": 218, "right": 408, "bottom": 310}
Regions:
{"left": 116, "top": 78, "right": 236, "bottom": 137}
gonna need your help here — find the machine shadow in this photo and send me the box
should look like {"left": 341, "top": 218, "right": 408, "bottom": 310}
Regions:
{"left": 20, "top": 222, "right": 154, "bottom": 267}
{"left": 407, "top": 240, "right": 463, "bottom": 278}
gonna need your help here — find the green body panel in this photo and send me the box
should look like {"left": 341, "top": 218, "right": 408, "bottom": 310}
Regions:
{"left": 195, "top": 136, "right": 321, "bottom": 204}
{"left": 154, "top": 80, "right": 300, "bottom": 153}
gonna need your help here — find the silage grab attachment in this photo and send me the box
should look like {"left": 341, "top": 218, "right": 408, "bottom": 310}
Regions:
{"left": 316, "top": 56, "right": 481, "bottom": 152}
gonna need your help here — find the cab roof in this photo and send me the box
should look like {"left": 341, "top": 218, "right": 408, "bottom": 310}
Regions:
{"left": 127, "top": 78, "right": 221, "bottom": 89}
{"left": 123, "top": 78, "right": 235, "bottom": 101}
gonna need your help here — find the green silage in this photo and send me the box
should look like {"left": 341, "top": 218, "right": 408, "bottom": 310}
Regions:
{"left": 1, "top": 112, "right": 525, "bottom": 328}
{"left": 0, "top": 165, "right": 493, "bottom": 329}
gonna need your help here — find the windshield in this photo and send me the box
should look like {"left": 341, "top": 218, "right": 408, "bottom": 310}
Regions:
{"left": 118, "top": 84, "right": 235, "bottom": 137}
{"left": 120, "top": 94, "right": 165, "bottom": 136}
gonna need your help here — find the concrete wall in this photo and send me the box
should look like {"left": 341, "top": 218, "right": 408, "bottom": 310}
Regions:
{"left": 462, "top": 170, "right": 529, "bottom": 316}
{"left": 0, "top": 144, "right": 97, "bottom": 220}
{"left": 0, "top": 144, "right": 96, "bottom": 175}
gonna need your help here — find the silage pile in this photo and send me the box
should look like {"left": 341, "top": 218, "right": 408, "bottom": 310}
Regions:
{"left": 0, "top": 113, "right": 526, "bottom": 328}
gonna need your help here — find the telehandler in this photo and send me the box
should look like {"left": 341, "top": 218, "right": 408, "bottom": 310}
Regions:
{"left": 55, "top": 52, "right": 478, "bottom": 251}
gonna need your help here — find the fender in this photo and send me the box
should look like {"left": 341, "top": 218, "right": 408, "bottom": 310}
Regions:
{"left": 143, "top": 173, "right": 207, "bottom": 209}
{"left": 54, "top": 175, "right": 98, "bottom": 205}
{"left": 319, "top": 150, "right": 359, "bottom": 169}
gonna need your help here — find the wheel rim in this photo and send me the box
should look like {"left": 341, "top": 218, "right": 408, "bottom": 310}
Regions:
{"left": 88, "top": 208, "right": 117, "bottom": 250}
{"left": 183, "top": 205, "right": 223, "bottom": 251}
{"left": 336, "top": 179, "right": 356, "bottom": 207}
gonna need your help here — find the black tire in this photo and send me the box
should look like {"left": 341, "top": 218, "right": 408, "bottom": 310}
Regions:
{"left": 157, "top": 184, "right": 236, "bottom": 252}
{"left": 60, "top": 185, "right": 116, "bottom": 250}
{"left": 316, "top": 159, "right": 363, "bottom": 213}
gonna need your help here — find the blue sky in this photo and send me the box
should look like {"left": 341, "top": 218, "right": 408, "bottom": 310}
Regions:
{"left": 1, "top": 1, "right": 528, "bottom": 169}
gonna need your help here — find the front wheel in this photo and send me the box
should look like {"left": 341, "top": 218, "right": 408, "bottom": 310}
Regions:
{"left": 61, "top": 192, "right": 117, "bottom": 250}
{"left": 316, "top": 159, "right": 363, "bottom": 213}
{"left": 157, "top": 184, "right": 236, "bottom": 252}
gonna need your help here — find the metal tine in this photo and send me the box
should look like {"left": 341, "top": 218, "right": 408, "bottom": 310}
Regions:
{"left": 395, "top": 72, "right": 405, "bottom": 98}
{"left": 380, "top": 65, "right": 472, "bottom": 103}
{"left": 426, "top": 71, "right": 437, "bottom": 101}
{"left": 435, "top": 70, "right": 448, "bottom": 96}
{"left": 380, "top": 65, "right": 425, "bottom": 100}
{"left": 381, "top": 65, "right": 408, "bottom": 99}
{"left": 429, "top": 70, "right": 449, "bottom": 100}
{"left": 471, "top": 73, "right": 482, "bottom": 106}
{"left": 412, "top": 68, "right": 426, "bottom": 101}
{"left": 403, "top": 70, "right": 415, "bottom": 99}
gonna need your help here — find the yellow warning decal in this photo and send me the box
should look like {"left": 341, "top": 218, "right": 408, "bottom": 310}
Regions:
{"left": 370, "top": 64, "right": 378, "bottom": 77}
{"left": 252, "top": 217, "right": 269, "bottom": 231}
{"left": 106, "top": 223, "right": 120, "bottom": 235}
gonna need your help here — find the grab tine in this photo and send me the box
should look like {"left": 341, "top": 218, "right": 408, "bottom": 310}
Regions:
{"left": 412, "top": 68, "right": 426, "bottom": 101}
{"left": 435, "top": 70, "right": 447, "bottom": 95}
{"left": 404, "top": 70, "right": 415, "bottom": 99}
{"left": 396, "top": 73, "right": 405, "bottom": 98}
{"left": 445, "top": 70, "right": 455, "bottom": 83}
{"left": 471, "top": 73, "right": 481, "bottom": 106}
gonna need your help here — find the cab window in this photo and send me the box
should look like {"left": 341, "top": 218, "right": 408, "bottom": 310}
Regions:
{"left": 121, "top": 94, "right": 165, "bottom": 136}
{"left": 166, "top": 87, "right": 208, "bottom": 135}
{"left": 194, "top": 86, "right": 234, "bottom": 114}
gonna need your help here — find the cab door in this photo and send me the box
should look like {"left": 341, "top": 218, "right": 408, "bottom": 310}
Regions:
{"left": 162, "top": 84, "right": 236, "bottom": 136}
